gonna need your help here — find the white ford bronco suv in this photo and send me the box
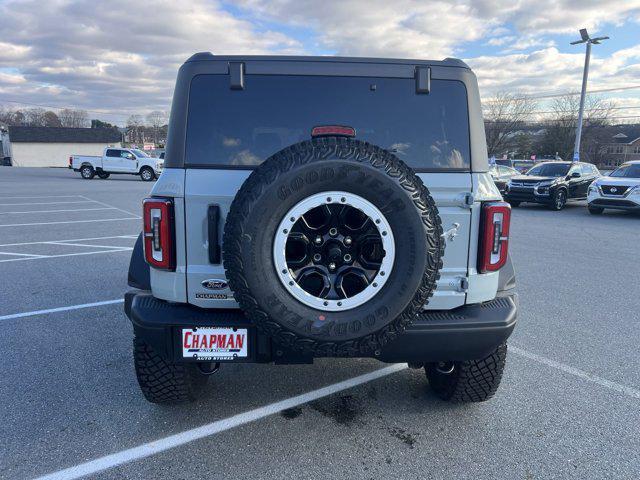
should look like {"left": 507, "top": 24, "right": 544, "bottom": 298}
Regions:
{"left": 125, "top": 54, "right": 517, "bottom": 404}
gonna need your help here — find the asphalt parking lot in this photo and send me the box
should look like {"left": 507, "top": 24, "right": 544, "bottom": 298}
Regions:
{"left": 0, "top": 166, "right": 638, "bottom": 480}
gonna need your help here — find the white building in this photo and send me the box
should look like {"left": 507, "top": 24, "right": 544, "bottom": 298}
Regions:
{"left": 6, "top": 126, "right": 121, "bottom": 167}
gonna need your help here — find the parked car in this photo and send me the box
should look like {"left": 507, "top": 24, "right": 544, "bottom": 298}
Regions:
{"left": 69, "top": 147, "right": 163, "bottom": 181}
{"left": 587, "top": 160, "right": 640, "bottom": 214}
{"left": 495, "top": 159, "right": 537, "bottom": 173}
{"left": 125, "top": 54, "right": 518, "bottom": 405}
{"left": 490, "top": 164, "right": 520, "bottom": 194}
{"left": 505, "top": 161, "right": 600, "bottom": 210}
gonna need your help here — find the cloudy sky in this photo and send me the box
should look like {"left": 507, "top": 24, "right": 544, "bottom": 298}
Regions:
{"left": 1, "top": 0, "right": 639, "bottom": 125}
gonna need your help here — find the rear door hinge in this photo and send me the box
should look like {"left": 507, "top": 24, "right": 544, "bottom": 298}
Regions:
{"left": 457, "top": 192, "right": 474, "bottom": 209}
{"left": 456, "top": 277, "right": 469, "bottom": 293}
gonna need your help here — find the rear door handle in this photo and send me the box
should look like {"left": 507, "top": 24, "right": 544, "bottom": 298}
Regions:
{"left": 207, "top": 205, "right": 221, "bottom": 264}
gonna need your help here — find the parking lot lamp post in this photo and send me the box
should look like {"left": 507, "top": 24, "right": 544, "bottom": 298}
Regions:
{"left": 570, "top": 28, "right": 609, "bottom": 162}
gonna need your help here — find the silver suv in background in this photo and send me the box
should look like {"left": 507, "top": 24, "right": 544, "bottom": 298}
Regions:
{"left": 588, "top": 160, "right": 640, "bottom": 214}
{"left": 125, "top": 54, "right": 518, "bottom": 405}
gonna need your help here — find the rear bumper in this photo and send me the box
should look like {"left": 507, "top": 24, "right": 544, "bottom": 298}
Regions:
{"left": 125, "top": 290, "right": 518, "bottom": 364}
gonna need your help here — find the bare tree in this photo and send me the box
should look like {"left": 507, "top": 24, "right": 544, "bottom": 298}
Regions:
{"left": 24, "top": 108, "right": 48, "bottom": 126}
{"left": 538, "top": 94, "right": 614, "bottom": 162}
{"left": 146, "top": 110, "right": 168, "bottom": 145}
{"left": 58, "top": 108, "right": 89, "bottom": 128}
{"left": 0, "top": 106, "right": 19, "bottom": 125}
{"left": 1, "top": 107, "right": 62, "bottom": 127}
{"left": 127, "top": 114, "right": 144, "bottom": 144}
{"left": 483, "top": 92, "right": 537, "bottom": 156}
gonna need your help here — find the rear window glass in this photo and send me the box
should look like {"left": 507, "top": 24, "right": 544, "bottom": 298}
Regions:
{"left": 186, "top": 74, "right": 470, "bottom": 171}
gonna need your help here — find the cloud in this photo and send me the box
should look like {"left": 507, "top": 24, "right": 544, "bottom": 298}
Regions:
{"left": 0, "top": 71, "right": 26, "bottom": 85}
{"left": 0, "top": 0, "right": 303, "bottom": 121}
{"left": 467, "top": 46, "right": 640, "bottom": 99}
{"left": 0, "top": 0, "right": 638, "bottom": 125}
{"left": 236, "top": 0, "right": 498, "bottom": 58}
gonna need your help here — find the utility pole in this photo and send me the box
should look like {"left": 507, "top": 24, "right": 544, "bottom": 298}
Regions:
{"left": 570, "top": 28, "right": 609, "bottom": 162}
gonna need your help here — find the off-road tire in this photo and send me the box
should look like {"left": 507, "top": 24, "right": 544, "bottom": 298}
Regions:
{"left": 507, "top": 200, "right": 520, "bottom": 208}
{"left": 80, "top": 165, "right": 95, "bottom": 179}
{"left": 133, "top": 337, "right": 208, "bottom": 404}
{"left": 588, "top": 206, "right": 604, "bottom": 215}
{"left": 97, "top": 171, "right": 110, "bottom": 179}
{"left": 223, "top": 137, "right": 444, "bottom": 357}
{"left": 140, "top": 167, "right": 155, "bottom": 181}
{"left": 425, "top": 343, "right": 507, "bottom": 402}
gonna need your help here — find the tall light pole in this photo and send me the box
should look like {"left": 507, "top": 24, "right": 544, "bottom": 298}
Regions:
{"left": 570, "top": 28, "right": 608, "bottom": 162}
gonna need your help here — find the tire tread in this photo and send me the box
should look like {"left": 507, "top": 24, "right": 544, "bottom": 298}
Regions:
{"left": 426, "top": 343, "right": 507, "bottom": 402}
{"left": 223, "top": 137, "right": 444, "bottom": 357}
{"left": 133, "top": 337, "right": 207, "bottom": 404}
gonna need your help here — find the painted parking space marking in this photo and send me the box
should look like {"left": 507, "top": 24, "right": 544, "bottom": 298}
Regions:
{"left": 0, "top": 251, "right": 47, "bottom": 257}
{"left": 0, "top": 234, "right": 139, "bottom": 248}
{"left": 0, "top": 292, "right": 635, "bottom": 478}
{"left": 0, "top": 217, "right": 139, "bottom": 227}
{"left": 511, "top": 346, "right": 640, "bottom": 401}
{"left": 0, "top": 248, "right": 133, "bottom": 263}
{"left": 0, "top": 200, "right": 95, "bottom": 206}
{"left": 31, "top": 364, "right": 408, "bottom": 480}
{"left": 47, "top": 241, "right": 133, "bottom": 249}
{"left": 0, "top": 207, "right": 116, "bottom": 215}
{"left": 79, "top": 195, "right": 142, "bottom": 219}
{"left": 0, "top": 195, "right": 85, "bottom": 200}
{"left": 28, "top": 343, "right": 640, "bottom": 480}
{"left": 0, "top": 299, "right": 124, "bottom": 322}
{"left": 0, "top": 234, "right": 138, "bottom": 263}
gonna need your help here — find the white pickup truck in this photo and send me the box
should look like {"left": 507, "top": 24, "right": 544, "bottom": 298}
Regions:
{"left": 69, "top": 147, "right": 163, "bottom": 181}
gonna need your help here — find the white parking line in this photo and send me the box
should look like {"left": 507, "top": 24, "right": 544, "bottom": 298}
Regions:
{"left": 0, "top": 299, "right": 124, "bottom": 321}
{"left": 0, "top": 207, "right": 116, "bottom": 215}
{"left": 48, "top": 241, "right": 133, "bottom": 249}
{"left": 0, "top": 251, "right": 47, "bottom": 257}
{"left": 0, "top": 234, "right": 138, "bottom": 248}
{"left": 0, "top": 248, "right": 133, "bottom": 263}
{"left": 0, "top": 195, "right": 83, "bottom": 199}
{"left": 510, "top": 346, "right": 640, "bottom": 400}
{"left": 31, "top": 364, "right": 407, "bottom": 480}
{"left": 0, "top": 200, "right": 95, "bottom": 206}
{"left": 80, "top": 195, "right": 142, "bottom": 219}
{"left": 0, "top": 217, "right": 139, "bottom": 227}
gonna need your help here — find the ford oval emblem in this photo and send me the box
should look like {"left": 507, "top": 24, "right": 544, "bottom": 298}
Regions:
{"left": 201, "top": 279, "right": 228, "bottom": 290}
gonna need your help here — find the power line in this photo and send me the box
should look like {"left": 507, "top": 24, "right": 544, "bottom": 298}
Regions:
{"left": 485, "top": 105, "right": 640, "bottom": 116}
{"left": 485, "top": 115, "right": 640, "bottom": 124}
{"left": 482, "top": 85, "right": 640, "bottom": 103}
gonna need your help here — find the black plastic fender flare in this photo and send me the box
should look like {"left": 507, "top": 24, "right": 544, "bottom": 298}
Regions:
{"left": 128, "top": 233, "right": 151, "bottom": 290}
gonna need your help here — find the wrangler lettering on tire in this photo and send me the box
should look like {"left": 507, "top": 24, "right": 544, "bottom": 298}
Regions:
{"left": 223, "top": 137, "right": 444, "bottom": 356}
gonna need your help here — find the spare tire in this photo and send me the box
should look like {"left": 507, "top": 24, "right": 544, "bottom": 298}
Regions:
{"left": 223, "top": 137, "right": 444, "bottom": 356}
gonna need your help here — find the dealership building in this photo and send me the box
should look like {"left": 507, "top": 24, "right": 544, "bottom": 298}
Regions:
{"left": 5, "top": 126, "right": 121, "bottom": 168}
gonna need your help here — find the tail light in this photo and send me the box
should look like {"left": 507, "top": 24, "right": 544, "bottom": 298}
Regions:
{"left": 478, "top": 201, "right": 511, "bottom": 273}
{"left": 143, "top": 198, "right": 175, "bottom": 270}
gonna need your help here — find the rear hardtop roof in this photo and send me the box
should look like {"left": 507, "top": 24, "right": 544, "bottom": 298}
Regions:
{"left": 184, "top": 52, "right": 469, "bottom": 69}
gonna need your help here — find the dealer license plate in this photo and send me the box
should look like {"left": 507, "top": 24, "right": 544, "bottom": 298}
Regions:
{"left": 181, "top": 327, "right": 248, "bottom": 360}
